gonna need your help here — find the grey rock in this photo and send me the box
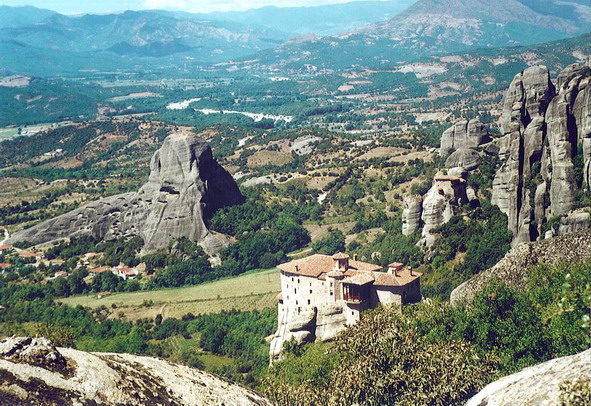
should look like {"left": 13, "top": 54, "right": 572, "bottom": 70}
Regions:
{"left": 450, "top": 231, "right": 591, "bottom": 305}
{"left": 444, "top": 148, "right": 480, "bottom": 170}
{"left": 315, "top": 303, "right": 348, "bottom": 342}
{"left": 439, "top": 119, "right": 490, "bottom": 158}
{"left": 402, "top": 195, "right": 422, "bottom": 236}
{"left": 6, "top": 133, "right": 243, "bottom": 253}
{"left": 492, "top": 64, "right": 591, "bottom": 245}
{"left": 286, "top": 306, "right": 317, "bottom": 332}
{"left": 447, "top": 166, "right": 468, "bottom": 179}
{"left": 0, "top": 337, "right": 271, "bottom": 405}
{"left": 559, "top": 211, "right": 591, "bottom": 235}
{"left": 419, "top": 174, "right": 468, "bottom": 247}
{"left": 466, "top": 349, "right": 591, "bottom": 406}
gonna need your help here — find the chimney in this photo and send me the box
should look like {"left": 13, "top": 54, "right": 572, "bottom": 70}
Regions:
{"left": 295, "top": 265, "right": 299, "bottom": 273}
{"left": 409, "top": 267, "right": 413, "bottom": 276}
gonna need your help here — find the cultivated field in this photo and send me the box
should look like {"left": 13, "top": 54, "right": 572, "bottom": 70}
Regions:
{"left": 59, "top": 268, "right": 281, "bottom": 321}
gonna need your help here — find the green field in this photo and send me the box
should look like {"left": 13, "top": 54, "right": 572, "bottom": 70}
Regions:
{"left": 59, "top": 268, "right": 280, "bottom": 320}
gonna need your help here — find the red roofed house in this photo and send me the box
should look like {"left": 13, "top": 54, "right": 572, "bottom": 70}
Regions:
{"left": 271, "top": 253, "right": 421, "bottom": 361}
{"left": 0, "top": 245, "right": 13, "bottom": 254}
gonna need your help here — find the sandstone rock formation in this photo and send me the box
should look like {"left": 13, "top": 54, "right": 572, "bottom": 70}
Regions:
{"left": 269, "top": 303, "right": 349, "bottom": 362}
{"left": 401, "top": 195, "right": 423, "bottom": 236}
{"left": 440, "top": 119, "right": 490, "bottom": 171}
{"left": 466, "top": 348, "right": 591, "bottom": 406}
{"left": 7, "top": 133, "right": 243, "bottom": 253}
{"left": 401, "top": 169, "right": 473, "bottom": 247}
{"left": 492, "top": 64, "right": 591, "bottom": 245}
{"left": 0, "top": 336, "right": 271, "bottom": 406}
{"left": 419, "top": 170, "right": 470, "bottom": 247}
{"left": 439, "top": 119, "right": 490, "bottom": 159}
{"left": 450, "top": 231, "right": 591, "bottom": 305}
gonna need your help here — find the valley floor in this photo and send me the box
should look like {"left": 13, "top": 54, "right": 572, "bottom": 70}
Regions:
{"left": 58, "top": 268, "right": 280, "bottom": 321}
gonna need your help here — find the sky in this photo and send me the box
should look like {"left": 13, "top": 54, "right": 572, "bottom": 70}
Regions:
{"left": 0, "top": 0, "right": 372, "bottom": 14}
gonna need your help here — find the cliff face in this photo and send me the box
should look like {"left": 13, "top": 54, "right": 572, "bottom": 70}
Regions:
{"left": 0, "top": 336, "right": 271, "bottom": 406}
{"left": 440, "top": 119, "right": 491, "bottom": 170}
{"left": 492, "top": 64, "right": 591, "bottom": 245}
{"left": 7, "top": 133, "right": 244, "bottom": 253}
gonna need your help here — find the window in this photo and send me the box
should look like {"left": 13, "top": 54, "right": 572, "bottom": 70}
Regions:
{"left": 351, "top": 311, "right": 354, "bottom": 316}
{"left": 291, "top": 277, "right": 294, "bottom": 282}
{"left": 310, "top": 290, "right": 312, "bottom": 294}
{"left": 296, "top": 300, "right": 298, "bottom": 305}
{"left": 330, "top": 292, "right": 333, "bottom": 296}
{"left": 294, "top": 288, "right": 297, "bottom": 294}
{"left": 307, "top": 299, "right": 311, "bottom": 305}
{"left": 310, "top": 282, "right": 312, "bottom": 287}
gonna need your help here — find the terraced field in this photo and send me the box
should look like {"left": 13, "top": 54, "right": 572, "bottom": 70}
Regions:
{"left": 59, "top": 268, "right": 280, "bottom": 321}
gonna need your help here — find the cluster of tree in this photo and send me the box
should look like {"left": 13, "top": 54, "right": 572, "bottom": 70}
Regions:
{"left": 263, "top": 260, "right": 591, "bottom": 405}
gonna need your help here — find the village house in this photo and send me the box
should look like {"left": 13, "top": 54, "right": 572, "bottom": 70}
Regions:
{"left": 277, "top": 253, "right": 422, "bottom": 327}
{"left": 0, "top": 245, "right": 13, "bottom": 255}
{"left": 114, "top": 266, "right": 140, "bottom": 280}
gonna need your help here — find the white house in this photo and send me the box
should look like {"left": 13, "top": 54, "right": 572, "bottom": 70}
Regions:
{"left": 277, "top": 252, "right": 421, "bottom": 327}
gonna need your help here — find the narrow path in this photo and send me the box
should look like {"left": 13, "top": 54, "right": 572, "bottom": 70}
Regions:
{"left": 0, "top": 227, "right": 10, "bottom": 245}
{"left": 288, "top": 247, "right": 313, "bottom": 258}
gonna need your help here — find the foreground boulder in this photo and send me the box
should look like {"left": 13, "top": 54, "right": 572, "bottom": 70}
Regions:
{"left": 466, "top": 349, "right": 591, "bottom": 406}
{"left": 7, "top": 133, "right": 244, "bottom": 253}
{"left": 450, "top": 231, "right": 591, "bottom": 305}
{"left": 0, "top": 337, "right": 271, "bottom": 406}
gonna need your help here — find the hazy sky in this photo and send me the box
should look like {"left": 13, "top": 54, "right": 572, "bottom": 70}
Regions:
{"left": 0, "top": 0, "right": 376, "bottom": 14}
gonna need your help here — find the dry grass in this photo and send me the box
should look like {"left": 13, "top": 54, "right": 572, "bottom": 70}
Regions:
{"left": 247, "top": 150, "right": 292, "bottom": 168}
{"left": 59, "top": 268, "right": 280, "bottom": 321}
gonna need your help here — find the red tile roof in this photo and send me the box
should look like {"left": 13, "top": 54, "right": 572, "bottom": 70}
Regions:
{"left": 278, "top": 254, "right": 420, "bottom": 287}
{"left": 278, "top": 254, "right": 382, "bottom": 278}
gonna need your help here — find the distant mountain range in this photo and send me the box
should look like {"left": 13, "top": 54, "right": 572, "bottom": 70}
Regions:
{"left": 0, "top": 0, "right": 588, "bottom": 76}
{"left": 200, "top": 0, "right": 419, "bottom": 36}
{"left": 243, "top": 0, "right": 590, "bottom": 71}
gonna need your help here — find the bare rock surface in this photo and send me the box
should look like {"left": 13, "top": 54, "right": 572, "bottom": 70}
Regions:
{"left": 402, "top": 195, "right": 423, "bottom": 236}
{"left": 0, "top": 337, "right": 271, "bottom": 406}
{"left": 418, "top": 170, "right": 469, "bottom": 247}
{"left": 439, "top": 119, "right": 490, "bottom": 159}
{"left": 492, "top": 64, "right": 591, "bottom": 245}
{"left": 466, "top": 349, "right": 591, "bottom": 406}
{"left": 7, "top": 133, "right": 243, "bottom": 253}
{"left": 450, "top": 231, "right": 591, "bottom": 305}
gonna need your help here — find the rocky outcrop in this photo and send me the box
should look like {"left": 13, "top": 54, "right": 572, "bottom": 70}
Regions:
{"left": 492, "top": 64, "right": 591, "bottom": 245}
{"left": 315, "top": 303, "right": 348, "bottom": 342}
{"left": 418, "top": 170, "right": 470, "bottom": 247}
{"left": 7, "top": 133, "right": 244, "bottom": 253}
{"left": 466, "top": 349, "right": 591, "bottom": 406}
{"left": 270, "top": 306, "right": 317, "bottom": 362}
{"left": 269, "top": 303, "right": 349, "bottom": 362}
{"left": 402, "top": 195, "right": 423, "bottom": 236}
{"left": 0, "top": 336, "right": 271, "bottom": 406}
{"left": 401, "top": 168, "right": 474, "bottom": 247}
{"left": 439, "top": 119, "right": 490, "bottom": 159}
{"left": 444, "top": 147, "right": 480, "bottom": 170}
{"left": 450, "top": 231, "right": 591, "bottom": 305}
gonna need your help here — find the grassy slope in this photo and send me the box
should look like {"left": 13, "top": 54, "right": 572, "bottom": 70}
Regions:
{"left": 59, "top": 268, "right": 280, "bottom": 320}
